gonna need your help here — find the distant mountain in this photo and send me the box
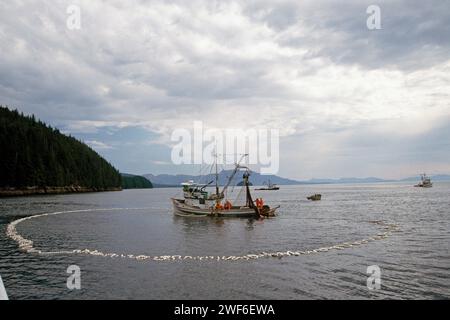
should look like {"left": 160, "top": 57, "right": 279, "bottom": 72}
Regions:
{"left": 144, "top": 170, "right": 300, "bottom": 187}
{"left": 304, "top": 175, "right": 450, "bottom": 184}
{"left": 237, "top": 181, "right": 253, "bottom": 186}
{"left": 400, "top": 174, "right": 450, "bottom": 182}
{"left": 430, "top": 174, "right": 450, "bottom": 181}
{"left": 304, "top": 177, "right": 394, "bottom": 184}
{"left": 121, "top": 173, "right": 153, "bottom": 189}
{"left": 152, "top": 183, "right": 179, "bottom": 188}
{"left": 144, "top": 171, "right": 450, "bottom": 188}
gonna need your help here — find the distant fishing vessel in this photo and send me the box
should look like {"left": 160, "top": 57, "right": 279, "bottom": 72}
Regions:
{"left": 255, "top": 179, "right": 280, "bottom": 191}
{"left": 307, "top": 194, "right": 322, "bottom": 201}
{"left": 171, "top": 155, "right": 279, "bottom": 218}
{"left": 414, "top": 174, "right": 433, "bottom": 188}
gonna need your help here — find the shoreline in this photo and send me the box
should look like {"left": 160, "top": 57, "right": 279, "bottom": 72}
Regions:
{"left": 0, "top": 186, "right": 122, "bottom": 198}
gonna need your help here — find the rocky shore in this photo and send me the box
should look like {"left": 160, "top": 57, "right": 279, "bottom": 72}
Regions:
{"left": 0, "top": 186, "right": 122, "bottom": 197}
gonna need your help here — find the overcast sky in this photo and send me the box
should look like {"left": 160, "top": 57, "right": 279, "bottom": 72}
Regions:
{"left": 1, "top": 0, "right": 449, "bottom": 179}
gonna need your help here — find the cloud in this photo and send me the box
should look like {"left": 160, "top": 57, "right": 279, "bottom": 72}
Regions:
{"left": 151, "top": 160, "right": 173, "bottom": 165}
{"left": 0, "top": 0, "right": 449, "bottom": 177}
{"left": 257, "top": 0, "right": 450, "bottom": 70}
{"left": 85, "top": 140, "right": 113, "bottom": 150}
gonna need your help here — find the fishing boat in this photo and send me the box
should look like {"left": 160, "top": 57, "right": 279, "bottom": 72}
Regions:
{"left": 171, "top": 155, "right": 279, "bottom": 218}
{"left": 414, "top": 174, "right": 433, "bottom": 188}
{"left": 255, "top": 179, "right": 280, "bottom": 191}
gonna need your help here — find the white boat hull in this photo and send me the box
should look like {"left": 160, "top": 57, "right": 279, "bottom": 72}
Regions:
{"left": 171, "top": 198, "right": 277, "bottom": 218}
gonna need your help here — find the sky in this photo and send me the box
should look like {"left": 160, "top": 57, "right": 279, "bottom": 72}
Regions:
{"left": 1, "top": 0, "right": 449, "bottom": 180}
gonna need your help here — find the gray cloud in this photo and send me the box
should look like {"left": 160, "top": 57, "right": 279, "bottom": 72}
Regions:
{"left": 263, "top": 0, "right": 450, "bottom": 70}
{"left": 0, "top": 0, "right": 449, "bottom": 178}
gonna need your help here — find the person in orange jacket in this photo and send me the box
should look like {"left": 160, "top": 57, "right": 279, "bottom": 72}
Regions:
{"left": 224, "top": 200, "right": 232, "bottom": 210}
{"left": 255, "top": 198, "right": 264, "bottom": 209}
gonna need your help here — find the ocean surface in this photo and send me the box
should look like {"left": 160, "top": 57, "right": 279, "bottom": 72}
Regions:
{"left": 0, "top": 183, "right": 449, "bottom": 300}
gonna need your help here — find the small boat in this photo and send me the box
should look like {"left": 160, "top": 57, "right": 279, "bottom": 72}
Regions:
{"left": 307, "top": 194, "right": 322, "bottom": 201}
{"left": 255, "top": 180, "right": 280, "bottom": 191}
{"left": 414, "top": 174, "right": 433, "bottom": 188}
{"left": 172, "top": 155, "right": 279, "bottom": 218}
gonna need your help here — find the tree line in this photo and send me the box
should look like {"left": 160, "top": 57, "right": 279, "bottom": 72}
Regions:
{"left": 121, "top": 174, "right": 153, "bottom": 189}
{"left": 0, "top": 106, "right": 122, "bottom": 189}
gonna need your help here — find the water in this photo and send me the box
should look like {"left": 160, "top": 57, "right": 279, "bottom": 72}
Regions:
{"left": 0, "top": 183, "right": 449, "bottom": 299}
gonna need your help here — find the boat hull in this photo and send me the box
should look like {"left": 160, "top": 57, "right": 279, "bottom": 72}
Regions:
{"left": 414, "top": 183, "right": 433, "bottom": 188}
{"left": 171, "top": 198, "right": 276, "bottom": 218}
{"left": 307, "top": 194, "right": 322, "bottom": 201}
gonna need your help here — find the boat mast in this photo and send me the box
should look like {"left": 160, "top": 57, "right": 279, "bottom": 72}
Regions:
{"left": 219, "top": 154, "right": 248, "bottom": 198}
{"left": 215, "top": 151, "right": 219, "bottom": 197}
{"left": 243, "top": 170, "right": 259, "bottom": 215}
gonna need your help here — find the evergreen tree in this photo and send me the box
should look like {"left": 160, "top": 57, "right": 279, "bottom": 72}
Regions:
{"left": 0, "top": 106, "right": 122, "bottom": 189}
{"left": 121, "top": 174, "right": 153, "bottom": 189}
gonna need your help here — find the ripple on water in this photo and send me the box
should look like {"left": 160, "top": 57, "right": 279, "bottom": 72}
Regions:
{"left": 1, "top": 185, "right": 449, "bottom": 299}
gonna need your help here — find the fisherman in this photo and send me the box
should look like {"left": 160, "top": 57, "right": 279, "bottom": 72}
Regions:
{"left": 224, "top": 200, "right": 232, "bottom": 210}
{"left": 256, "top": 198, "right": 264, "bottom": 209}
{"left": 215, "top": 202, "right": 224, "bottom": 210}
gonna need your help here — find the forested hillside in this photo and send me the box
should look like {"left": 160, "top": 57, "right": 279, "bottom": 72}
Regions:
{"left": 0, "top": 106, "right": 122, "bottom": 195}
{"left": 121, "top": 174, "right": 153, "bottom": 189}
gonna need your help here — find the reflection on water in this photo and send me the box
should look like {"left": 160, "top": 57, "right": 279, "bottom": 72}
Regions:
{"left": 0, "top": 183, "right": 449, "bottom": 299}
{"left": 173, "top": 215, "right": 260, "bottom": 236}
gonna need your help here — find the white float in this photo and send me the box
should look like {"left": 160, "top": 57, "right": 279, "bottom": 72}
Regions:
{"left": 6, "top": 208, "right": 399, "bottom": 263}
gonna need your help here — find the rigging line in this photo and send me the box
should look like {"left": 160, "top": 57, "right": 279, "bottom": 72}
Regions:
{"left": 195, "top": 164, "right": 206, "bottom": 185}
{"left": 196, "top": 163, "right": 213, "bottom": 186}
{"left": 234, "top": 184, "right": 244, "bottom": 204}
